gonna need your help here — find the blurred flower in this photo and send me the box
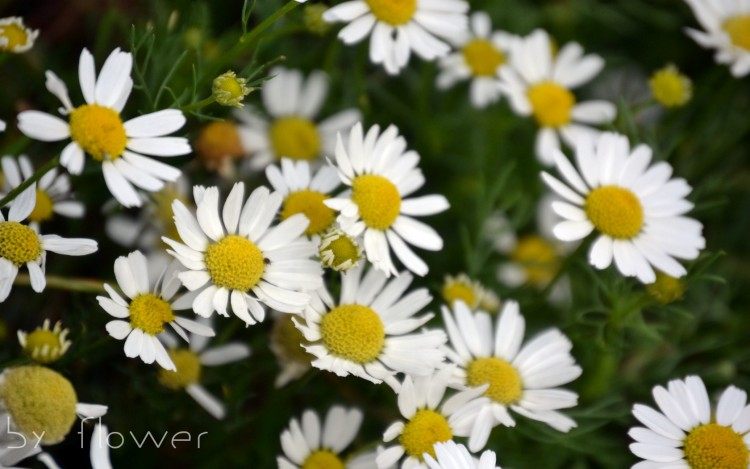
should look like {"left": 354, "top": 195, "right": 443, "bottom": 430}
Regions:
{"left": 646, "top": 270, "right": 687, "bottom": 304}
{"left": 269, "top": 313, "right": 315, "bottom": 387}
{"left": 17, "top": 319, "right": 71, "bottom": 364}
{"left": 0, "top": 119, "right": 5, "bottom": 132}
{"left": 424, "top": 441, "right": 500, "bottom": 469}
{"left": 683, "top": 0, "right": 750, "bottom": 77}
{"left": 212, "top": 70, "right": 253, "bottom": 108}
{"left": 441, "top": 273, "right": 499, "bottom": 313}
{"left": 17, "top": 48, "right": 189, "bottom": 207}
{"left": 318, "top": 227, "right": 364, "bottom": 272}
{"left": 0, "top": 17, "right": 38, "bottom": 53}
{"left": 194, "top": 121, "right": 246, "bottom": 174}
{"left": 542, "top": 132, "right": 705, "bottom": 283}
{"left": 304, "top": 4, "right": 333, "bottom": 35}
{"left": 649, "top": 64, "right": 693, "bottom": 108}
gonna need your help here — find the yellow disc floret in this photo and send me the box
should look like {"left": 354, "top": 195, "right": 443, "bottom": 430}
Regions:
{"left": 128, "top": 293, "right": 175, "bottom": 335}
{"left": 28, "top": 189, "right": 55, "bottom": 223}
{"left": 351, "top": 174, "right": 401, "bottom": 230}
{"left": 204, "top": 235, "right": 265, "bottom": 291}
{"left": 212, "top": 70, "right": 253, "bottom": 108}
{"left": 683, "top": 423, "right": 748, "bottom": 469}
{"left": 585, "top": 186, "right": 644, "bottom": 239}
{"left": 0, "top": 221, "right": 42, "bottom": 265}
{"left": 302, "top": 450, "right": 345, "bottom": 469}
{"left": 270, "top": 116, "right": 320, "bottom": 161}
{"left": 69, "top": 104, "right": 127, "bottom": 161}
{"left": 0, "top": 19, "right": 35, "bottom": 53}
{"left": 320, "top": 304, "right": 385, "bottom": 364}
{"left": 158, "top": 348, "right": 202, "bottom": 390}
{"left": 463, "top": 39, "right": 505, "bottom": 77}
{"left": 646, "top": 271, "right": 686, "bottom": 304}
{"left": 365, "top": 0, "right": 417, "bottom": 26}
{"left": 399, "top": 409, "right": 453, "bottom": 460}
{"left": 0, "top": 366, "right": 78, "bottom": 445}
{"left": 649, "top": 64, "right": 692, "bottom": 108}
{"left": 724, "top": 15, "right": 750, "bottom": 51}
{"left": 282, "top": 190, "right": 335, "bottom": 236}
{"left": 318, "top": 228, "right": 363, "bottom": 272}
{"left": 527, "top": 81, "right": 576, "bottom": 128}
{"left": 194, "top": 121, "right": 245, "bottom": 170}
{"left": 467, "top": 357, "right": 523, "bottom": 405}
{"left": 21, "top": 321, "right": 71, "bottom": 364}
{"left": 442, "top": 274, "right": 478, "bottom": 309}
{"left": 510, "top": 235, "right": 560, "bottom": 287}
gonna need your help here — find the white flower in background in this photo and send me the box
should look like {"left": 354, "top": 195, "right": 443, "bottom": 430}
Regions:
{"left": 499, "top": 29, "right": 616, "bottom": 165}
{"left": 235, "top": 67, "right": 360, "bottom": 169}
{"left": 424, "top": 441, "right": 500, "bottom": 469}
{"left": 323, "top": 0, "right": 469, "bottom": 75}
{"left": 441, "top": 273, "right": 499, "bottom": 313}
{"left": 90, "top": 424, "right": 113, "bottom": 469}
{"left": 683, "top": 0, "right": 750, "bottom": 77}
{"left": 17, "top": 47, "right": 189, "bottom": 207}
{"left": 326, "top": 122, "right": 449, "bottom": 277}
{"left": 0, "top": 119, "right": 6, "bottom": 132}
{"left": 0, "top": 17, "right": 38, "bottom": 53}
{"left": 436, "top": 11, "right": 517, "bottom": 108}
{"left": 542, "top": 132, "right": 705, "bottom": 284}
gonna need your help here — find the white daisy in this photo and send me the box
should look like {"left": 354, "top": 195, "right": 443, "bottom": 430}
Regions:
{"left": 235, "top": 66, "right": 361, "bottom": 169}
{"left": 0, "top": 17, "right": 38, "bottom": 53}
{"left": 0, "top": 185, "right": 97, "bottom": 302}
{"left": 98, "top": 250, "right": 215, "bottom": 371}
{"left": 630, "top": 375, "right": 750, "bottom": 468}
{"left": 295, "top": 264, "right": 446, "bottom": 386}
{"left": 163, "top": 182, "right": 322, "bottom": 324}
{"left": 436, "top": 11, "right": 517, "bottom": 108}
{"left": 499, "top": 29, "right": 616, "bottom": 165}
{"left": 17, "top": 47, "right": 189, "bottom": 207}
{"left": 278, "top": 406, "right": 377, "bottom": 469}
{"left": 323, "top": 0, "right": 469, "bottom": 75}
{"left": 442, "top": 300, "right": 582, "bottom": 451}
{"left": 424, "top": 441, "right": 500, "bottom": 469}
{"left": 325, "top": 122, "right": 450, "bottom": 277}
{"left": 542, "top": 131, "right": 705, "bottom": 284}
{"left": 683, "top": 0, "right": 750, "bottom": 77}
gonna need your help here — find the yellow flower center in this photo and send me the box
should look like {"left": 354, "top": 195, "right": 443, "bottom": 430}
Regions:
{"left": 527, "top": 81, "right": 576, "bottom": 128}
{"left": 158, "top": 348, "right": 202, "bottom": 390}
{"left": 584, "top": 186, "right": 644, "bottom": 239}
{"left": 195, "top": 121, "right": 244, "bottom": 169}
{"left": 462, "top": 39, "right": 505, "bottom": 76}
{"left": 646, "top": 271, "right": 686, "bottom": 304}
{"left": 270, "top": 116, "right": 321, "bottom": 161}
{"left": 271, "top": 314, "right": 314, "bottom": 364}
{"left": 302, "top": 450, "right": 345, "bottom": 469}
{"left": 0, "top": 221, "right": 41, "bottom": 266}
{"left": 351, "top": 174, "right": 401, "bottom": 230}
{"left": 683, "top": 423, "right": 748, "bottom": 469}
{"left": 153, "top": 185, "right": 187, "bottom": 245}
{"left": 510, "top": 235, "right": 560, "bottom": 287}
{"left": 319, "top": 230, "right": 362, "bottom": 271}
{"left": 0, "top": 366, "right": 78, "bottom": 445}
{"left": 320, "top": 304, "right": 385, "bottom": 364}
{"left": 24, "top": 330, "right": 64, "bottom": 364}
{"left": 28, "top": 189, "right": 55, "bottom": 223}
{"left": 649, "top": 65, "right": 692, "bottom": 108}
{"left": 128, "top": 293, "right": 175, "bottom": 336}
{"left": 399, "top": 409, "right": 453, "bottom": 460}
{"left": 365, "top": 0, "right": 417, "bottom": 26}
{"left": 723, "top": 15, "right": 750, "bottom": 51}
{"left": 69, "top": 104, "right": 127, "bottom": 161}
{"left": 442, "top": 280, "right": 477, "bottom": 309}
{"left": 466, "top": 357, "right": 523, "bottom": 405}
{"left": 0, "top": 23, "right": 29, "bottom": 51}
{"left": 282, "top": 190, "right": 335, "bottom": 236}
{"left": 204, "top": 235, "right": 265, "bottom": 291}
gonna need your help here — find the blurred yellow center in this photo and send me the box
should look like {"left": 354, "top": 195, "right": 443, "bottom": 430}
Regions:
{"left": 271, "top": 314, "right": 314, "bottom": 364}
{"left": 320, "top": 304, "right": 385, "bottom": 363}
{"left": 302, "top": 450, "right": 345, "bottom": 469}
{"left": 646, "top": 271, "right": 686, "bottom": 304}
{"left": 724, "top": 15, "right": 750, "bottom": 51}
{"left": 195, "top": 121, "right": 244, "bottom": 168}
{"left": 511, "top": 234, "right": 560, "bottom": 287}
{"left": 129, "top": 293, "right": 175, "bottom": 335}
{"left": 463, "top": 39, "right": 505, "bottom": 76}
{"left": 204, "top": 235, "right": 265, "bottom": 291}
{"left": 585, "top": 186, "right": 643, "bottom": 239}
{"left": 158, "top": 349, "right": 202, "bottom": 389}
{"left": 649, "top": 65, "right": 692, "bottom": 108}
{"left": 270, "top": 117, "right": 320, "bottom": 161}
{"left": 467, "top": 357, "right": 523, "bottom": 405}
{"left": 527, "top": 81, "right": 575, "bottom": 127}
{"left": 365, "top": 0, "right": 417, "bottom": 25}
{"left": 69, "top": 104, "right": 127, "bottom": 161}
{"left": 400, "top": 409, "right": 453, "bottom": 459}
{"left": 352, "top": 174, "right": 401, "bottom": 230}
{"left": 683, "top": 423, "right": 748, "bottom": 469}
{"left": 282, "top": 190, "right": 335, "bottom": 236}
{"left": 0, "top": 221, "right": 41, "bottom": 265}
{"left": 153, "top": 185, "right": 187, "bottom": 245}
{"left": 442, "top": 281, "right": 477, "bottom": 309}
{"left": 24, "top": 330, "right": 62, "bottom": 363}
{"left": 28, "top": 189, "right": 54, "bottom": 223}
{"left": 0, "top": 23, "right": 29, "bottom": 50}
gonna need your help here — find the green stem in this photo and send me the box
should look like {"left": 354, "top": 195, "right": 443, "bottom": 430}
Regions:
{"left": 0, "top": 155, "right": 60, "bottom": 208}
{"left": 179, "top": 96, "right": 216, "bottom": 113}
{"left": 14, "top": 273, "right": 106, "bottom": 294}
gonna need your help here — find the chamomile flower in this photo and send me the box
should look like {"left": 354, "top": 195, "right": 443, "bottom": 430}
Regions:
{"left": 424, "top": 441, "right": 500, "bottom": 469}
{"left": 17, "top": 47, "right": 189, "bottom": 208}
{"left": 441, "top": 273, "right": 499, "bottom": 313}
{"left": 542, "top": 132, "right": 705, "bottom": 284}
{"left": 683, "top": 0, "right": 750, "bottom": 77}
{"left": 442, "top": 300, "right": 582, "bottom": 451}
{"left": 318, "top": 227, "right": 364, "bottom": 272}
{"left": 325, "top": 122, "right": 450, "bottom": 277}
{"left": 17, "top": 319, "right": 71, "bottom": 364}
{"left": 295, "top": 265, "right": 446, "bottom": 385}
{"left": 436, "top": 11, "right": 517, "bottom": 108}
{"left": 277, "top": 406, "right": 377, "bottom": 469}
{"left": 235, "top": 67, "right": 361, "bottom": 169}
{"left": 499, "top": 29, "right": 616, "bottom": 165}
{"left": 323, "top": 0, "right": 469, "bottom": 75}
{"left": 0, "top": 17, "right": 38, "bottom": 53}
{"left": 98, "top": 250, "right": 216, "bottom": 371}
{"left": 630, "top": 375, "right": 750, "bottom": 468}
{"left": 163, "top": 182, "right": 323, "bottom": 324}
{"left": 0, "top": 185, "right": 97, "bottom": 302}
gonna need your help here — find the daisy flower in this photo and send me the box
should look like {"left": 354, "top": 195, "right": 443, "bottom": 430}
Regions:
{"left": 436, "top": 11, "right": 517, "bottom": 108}
{"left": 683, "top": 0, "right": 750, "bottom": 77}
{"left": 323, "top": 0, "right": 469, "bottom": 75}
{"left": 498, "top": 29, "right": 616, "bottom": 165}
{"left": 295, "top": 264, "right": 446, "bottom": 385}
{"left": 98, "top": 250, "right": 215, "bottom": 371}
{"left": 17, "top": 47, "right": 189, "bottom": 207}
{"left": 278, "top": 406, "right": 377, "bottom": 468}
{"left": 441, "top": 273, "right": 499, "bottom": 313}
{"left": 0, "top": 185, "right": 97, "bottom": 302}
{"left": 424, "top": 441, "right": 500, "bottom": 469}
{"left": 163, "top": 182, "right": 323, "bottom": 324}
{"left": 235, "top": 66, "right": 361, "bottom": 169}
{"left": 442, "top": 300, "right": 582, "bottom": 451}
{"left": 325, "top": 122, "right": 450, "bottom": 277}
{"left": 2, "top": 155, "right": 84, "bottom": 224}
{"left": 0, "top": 17, "right": 38, "bottom": 53}
{"left": 17, "top": 319, "right": 71, "bottom": 364}
{"left": 630, "top": 375, "right": 750, "bottom": 468}
{"left": 542, "top": 131, "right": 705, "bottom": 284}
